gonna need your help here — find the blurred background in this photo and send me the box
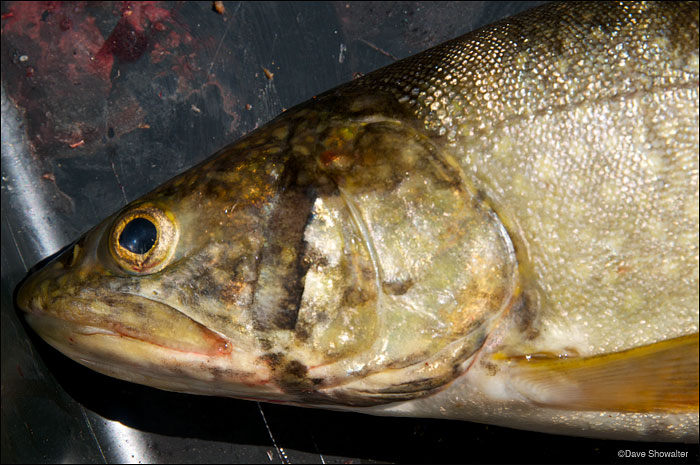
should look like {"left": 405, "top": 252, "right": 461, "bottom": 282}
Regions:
{"left": 2, "top": 1, "right": 698, "bottom": 463}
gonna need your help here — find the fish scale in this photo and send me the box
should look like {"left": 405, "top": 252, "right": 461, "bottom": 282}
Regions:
{"left": 340, "top": 1, "right": 699, "bottom": 356}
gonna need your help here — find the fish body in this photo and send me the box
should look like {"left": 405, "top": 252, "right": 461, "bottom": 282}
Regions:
{"left": 17, "top": 1, "right": 699, "bottom": 442}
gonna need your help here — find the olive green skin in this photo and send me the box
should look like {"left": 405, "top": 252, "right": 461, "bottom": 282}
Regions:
{"left": 18, "top": 2, "right": 699, "bottom": 441}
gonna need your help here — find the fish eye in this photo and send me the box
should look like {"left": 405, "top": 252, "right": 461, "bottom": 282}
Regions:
{"left": 119, "top": 217, "right": 157, "bottom": 254}
{"left": 109, "top": 204, "right": 179, "bottom": 274}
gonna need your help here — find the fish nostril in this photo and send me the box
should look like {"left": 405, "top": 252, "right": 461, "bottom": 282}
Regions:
{"left": 57, "top": 242, "right": 82, "bottom": 268}
{"left": 17, "top": 266, "right": 54, "bottom": 314}
{"left": 68, "top": 243, "right": 81, "bottom": 267}
{"left": 16, "top": 277, "right": 37, "bottom": 313}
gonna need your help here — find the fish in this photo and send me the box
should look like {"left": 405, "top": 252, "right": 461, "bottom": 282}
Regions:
{"left": 16, "top": 1, "right": 699, "bottom": 443}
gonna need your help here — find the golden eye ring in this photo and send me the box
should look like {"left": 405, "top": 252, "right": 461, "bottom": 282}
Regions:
{"left": 109, "top": 203, "right": 179, "bottom": 274}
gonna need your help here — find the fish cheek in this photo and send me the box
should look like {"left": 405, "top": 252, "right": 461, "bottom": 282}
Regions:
{"left": 283, "top": 120, "right": 519, "bottom": 401}
{"left": 296, "top": 192, "right": 380, "bottom": 362}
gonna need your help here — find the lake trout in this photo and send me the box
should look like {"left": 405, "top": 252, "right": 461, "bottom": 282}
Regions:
{"left": 16, "top": 1, "right": 699, "bottom": 443}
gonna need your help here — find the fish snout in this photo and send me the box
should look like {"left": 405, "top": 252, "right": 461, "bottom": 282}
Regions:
{"left": 16, "top": 238, "right": 84, "bottom": 315}
{"left": 16, "top": 272, "right": 42, "bottom": 315}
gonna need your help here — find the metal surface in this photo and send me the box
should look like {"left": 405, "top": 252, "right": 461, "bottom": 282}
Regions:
{"left": 2, "top": 2, "right": 698, "bottom": 463}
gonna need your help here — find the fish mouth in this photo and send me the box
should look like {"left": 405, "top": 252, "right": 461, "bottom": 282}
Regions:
{"left": 17, "top": 276, "right": 280, "bottom": 398}
{"left": 18, "top": 278, "right": 232, "bottom": 358}
{"left": 14, "top": 241, "right": 232, "bottom": 357}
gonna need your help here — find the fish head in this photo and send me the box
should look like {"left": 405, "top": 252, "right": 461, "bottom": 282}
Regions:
{"left": 17, "top": 93, "right": 518, "bottom": 407}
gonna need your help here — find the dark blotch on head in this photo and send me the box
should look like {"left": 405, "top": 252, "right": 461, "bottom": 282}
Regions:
{"left": 294, "top": 322, "right": 310, "bottom": 342}
{"left": 303, "top": 247, "right": 330, "bottom": 271}
{"left": 260, "top": 353, "right": 314, "bottom": 392}
{"left": 101, "top": 295, "right": 146, "bottom": 317}
{"left": 258, "top": 339, "right": 273, "bottom": 351}
{"left": 252, "top": 158, "right": 317, "bottom": 332}
{"left": 284, "top": 360, "right": 307, "bottom": 379}
{"left": 208, "top": 366, "right": 225, "bottom": 379}
{"left": 341, "top": 287, "right": 371, "bottom": 307}
{"left": 382, "top": 279, "right": 413, "bottom": 295}
{"left": 271, "top": 282, "right": 306, "bottom": 330}
{"left": 472, "top": 188, "right": 487, "bottom": 209}
{"left": 260, "top": 352, "right": 284, "bottom": 369}
{"left": 187, "top": 266, "right": 219, "bottom": 302}
{"left": 514, "top": 291, "right": 540, "bottom": 340}
{"left": 480, "top": 360, "right": 499, "bottom": 376}
{"left": 278, "top": 359, "right": 313, "bottom": 392}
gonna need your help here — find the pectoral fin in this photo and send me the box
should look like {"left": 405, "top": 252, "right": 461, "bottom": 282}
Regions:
{"left": 506, "top": 333, "right": 699, "bottom": 413}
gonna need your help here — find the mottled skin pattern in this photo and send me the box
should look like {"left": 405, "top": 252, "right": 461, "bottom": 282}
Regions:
{"left": 17, "top": 2, "right": 699, "bottom": 441}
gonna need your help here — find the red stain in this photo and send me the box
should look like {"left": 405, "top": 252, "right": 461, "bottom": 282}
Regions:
{"left": 100, "top": 19, "right": 149, "bottom": 62}
{"left": 119, "top": 1, "right": 170, "bottom": 33}
{"left": 2, "top": 1, "right": 234, "bottom": 157}
{"left": 166, "top": 29, "right": 183, "bottom": 47}
{"left": 171, "top": 57, "right": 197, "bottom": 83}
{"left": 93, "top": 2, "right": 179, "bottom": 75}
{"left": 2, "top": 2, "right": 115, "bottom": 81}
{"left": 59, "top": 15, "right": 71, "bottom": 31}
{"left": 92, "top": 2, "right": 184, "bottom": 75}
{"left": 149, "top": 41, "right": 169, "bottom": 63}
{"left": 141, "top": 3, "right": 171, "bottom": 24}
{"left": 106, "top": 98, "right": 147, "bottom": 138}
{"left": 201, "top": 79, "right": 241, "bottom": 132}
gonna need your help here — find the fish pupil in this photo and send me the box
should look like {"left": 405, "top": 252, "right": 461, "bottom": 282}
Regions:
{"left": 119, "top": 217, "right": 157, "bottom": 254}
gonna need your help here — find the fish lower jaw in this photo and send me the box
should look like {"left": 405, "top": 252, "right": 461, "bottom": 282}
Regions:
{"left": 70, "top": 325, "right": 120, "bottom": 337}
{"left": 24, "top": 313, "right": 282, "bottom": 399}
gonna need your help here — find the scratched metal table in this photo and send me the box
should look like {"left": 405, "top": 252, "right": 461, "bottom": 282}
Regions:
{"left": 2, "top": 2, "right": 698, "bottom": 464}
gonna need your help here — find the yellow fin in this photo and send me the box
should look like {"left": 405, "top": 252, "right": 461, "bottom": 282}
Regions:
{"left": 507, "top": 333, "right": 699, "bottom": 413}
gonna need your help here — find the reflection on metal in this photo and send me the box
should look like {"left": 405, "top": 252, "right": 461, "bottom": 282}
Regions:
{"left": 258, "top": 403, "right": 289, "bottom": 464}
{"left": 1, "top": 83, "right": 68, "bottom": 264}
{"left": 79, "top": 406, "right": 108, "bottom": 463}
{"left": 103, "top": 417, "right": 156, "bottom": 463}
